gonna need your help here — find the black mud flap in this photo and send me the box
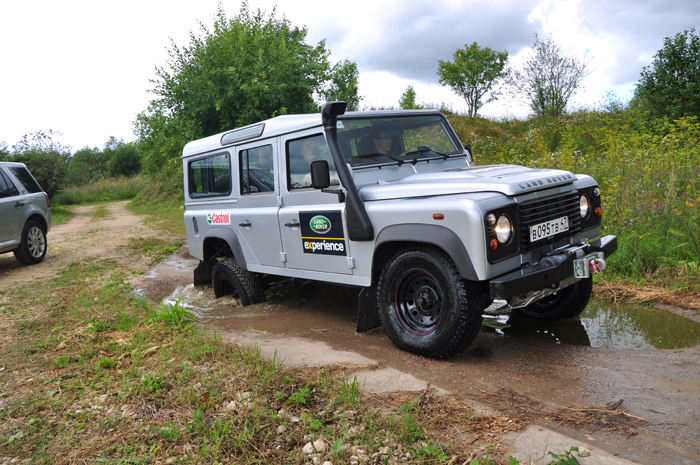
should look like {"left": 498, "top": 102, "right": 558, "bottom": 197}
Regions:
{"left": 193, "top": 260, "right": 213, "bottom": 286}
{"left": 357, "top": 286, "right": 382, "bottom": 332}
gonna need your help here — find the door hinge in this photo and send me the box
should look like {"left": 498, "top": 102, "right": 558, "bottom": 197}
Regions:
{"left": 345, "top": 257, "right": 355, "bottom": 269}
{"left": 276, "top": 196, "right": 283, "bottom": 207}
{"left": 279, "top": 252, "right": 287, "bottom": 263}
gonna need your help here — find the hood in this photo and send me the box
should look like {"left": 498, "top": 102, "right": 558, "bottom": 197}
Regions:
{"left": 358, "top": 165, "right": 577, "bottom": 201}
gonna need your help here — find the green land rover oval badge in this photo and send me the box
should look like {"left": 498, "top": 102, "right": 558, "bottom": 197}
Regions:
{"left": 310, "top": 215, "right": 331, "bottom": 234}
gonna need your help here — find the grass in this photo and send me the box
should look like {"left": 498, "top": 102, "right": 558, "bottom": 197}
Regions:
{"left": 0, "top": 242, "right": 544, "bottom": 464}
{"left": 52, "top": 176, "right": 147, "bottom": 206}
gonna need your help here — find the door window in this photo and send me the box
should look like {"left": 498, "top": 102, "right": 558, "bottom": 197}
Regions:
{"left": 0, "top": 169, "right": 19, "bottom": 198}
{"left": 240, "top": 145, "right": 275, "bottom": 194}
{"left": 286, "top": 134, "right": 338, "bottom": 190}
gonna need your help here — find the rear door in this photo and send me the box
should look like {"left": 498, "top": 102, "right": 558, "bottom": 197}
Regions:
{"left": 234, "top": 141, "right": 285, "bottom": 268}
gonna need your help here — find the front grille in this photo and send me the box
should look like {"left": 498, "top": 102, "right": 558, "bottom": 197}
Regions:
{"left": 519, "top": 192, "right": 581, "bottom": 252}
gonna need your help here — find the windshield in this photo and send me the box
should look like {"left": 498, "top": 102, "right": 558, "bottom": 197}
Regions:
{"left": 335, "top": 115, "right": 462, "bottom": 168}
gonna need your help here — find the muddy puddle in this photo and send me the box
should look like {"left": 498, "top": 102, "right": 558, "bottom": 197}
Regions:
{"left": 162, "top": 281, "right": 700, "bottom": 350}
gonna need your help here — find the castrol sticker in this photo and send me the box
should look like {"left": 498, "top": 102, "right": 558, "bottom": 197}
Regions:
{"left": 206, "top": 212, "right": 231, "bottom": 225}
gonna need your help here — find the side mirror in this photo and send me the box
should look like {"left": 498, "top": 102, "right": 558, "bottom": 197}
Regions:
{"left": 310, "top": 160, "right": 331, "bottom": 189}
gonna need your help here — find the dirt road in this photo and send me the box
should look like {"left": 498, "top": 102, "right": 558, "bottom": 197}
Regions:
{"left": 4, "top": 204, "right": 699, "bottom": 464}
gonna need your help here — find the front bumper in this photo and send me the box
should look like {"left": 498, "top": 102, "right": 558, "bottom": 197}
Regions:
{"left": 489, "top": 235, "right": 617, "bottom": 301}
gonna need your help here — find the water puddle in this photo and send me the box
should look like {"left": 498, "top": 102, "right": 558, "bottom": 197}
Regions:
{"left": 162, "top": 282, "right": 700, "bottom": 350}
{"left": 482, "top": 302, "right": 700, "bottom": 349}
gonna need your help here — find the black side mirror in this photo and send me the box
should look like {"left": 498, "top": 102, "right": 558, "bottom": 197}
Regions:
{"left": 310, "top": 160, "right": 331, "bottom": 189}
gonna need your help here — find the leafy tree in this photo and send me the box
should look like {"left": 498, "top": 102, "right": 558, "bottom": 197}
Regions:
{"left": 437, "top": 43, "right": 508, "bottom": 117}
{"left": 68, "top": 146, "right": 110, "bottom": 186}
{"left": 10, "top": 130, "right": 69, "bottom": 198}
{"left": 319, "top": 59, "right": 362, "bottom": 111}
{"left": 635, "top": 28, "right": 700, "bottom": 119}
{"left": 109, "top": 142, "right": 141, "bottom": 177}
{"left": 136, "top": 2, "right": 359, "bottom": 174}
{"left": 399, "top": 84, "right": 423, "bottom": 110}
{"left": 0, "top": 141, "right": 9, "bottom": 160}
{"left": 508, "top": 34, "right": 590, "bottom": 117}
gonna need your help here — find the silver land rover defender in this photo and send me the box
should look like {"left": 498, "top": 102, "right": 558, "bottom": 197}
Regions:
{"left": 182, "top": 102, "right": 616, "bottom": 359}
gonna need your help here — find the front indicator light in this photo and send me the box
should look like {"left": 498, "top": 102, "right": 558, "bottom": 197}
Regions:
{"left": 489, "top": 239, "right": 498, "bottom": 250}
{"left": 595, "top": 207, "right": 602, "bottom": 216}
{"left": 495, "top": 215, "right": 512, "bottom": 243}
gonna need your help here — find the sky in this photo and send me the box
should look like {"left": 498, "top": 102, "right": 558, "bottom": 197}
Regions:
{"left": 1, "top": 0, "right": 698, "bottom": 152}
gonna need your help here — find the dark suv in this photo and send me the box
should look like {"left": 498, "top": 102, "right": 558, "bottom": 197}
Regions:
{"left": 0, "top": 162, "right": 52, "bottom": 265}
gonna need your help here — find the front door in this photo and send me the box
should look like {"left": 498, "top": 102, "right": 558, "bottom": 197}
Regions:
{"left": 278, "top": 132, "right": 352, "bottom": 275}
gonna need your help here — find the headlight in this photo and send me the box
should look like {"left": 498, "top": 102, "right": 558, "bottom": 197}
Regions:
{"left": 580, "top": 195, "right": 590, "bottom": 218}
{"left": 495, "top": 215, "right": 512, "bottom": 243}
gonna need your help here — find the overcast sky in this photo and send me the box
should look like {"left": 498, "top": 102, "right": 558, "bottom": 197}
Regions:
{"left": 1, "top": 0, "right": 698, "bottom": 151}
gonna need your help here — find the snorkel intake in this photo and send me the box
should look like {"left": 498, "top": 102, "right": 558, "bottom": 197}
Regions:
{"left": 320, "top": 101, "right": 374, "bottom": 241}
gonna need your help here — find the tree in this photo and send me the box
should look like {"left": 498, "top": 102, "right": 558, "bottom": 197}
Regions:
{"left": 109, "top": 143, "right": 141, "bottom": 177}
{"left": 635, "top": 28, "right": 700, "bottom": 119}
{"left": 399, "top": 85, "right": 423, "bottom": 110}
{"left": 10, "top": 130, "right": 69, "bottom": 198}
{"left": 68, "top": 146, "right": 109, "bottom": 186}
{"left": 437, "top": 43, "right": 508, "bottom": 117}
{"left": 319, "top": 59, "right": 362, "bottom": 111}
{"left": 136, "top": 2, "right": 360, "bottom": 174}
{"left": 508, "top": 34, "right": 590, "bottom": 117}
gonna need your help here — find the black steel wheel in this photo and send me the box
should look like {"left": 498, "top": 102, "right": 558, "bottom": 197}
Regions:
{"left": 211, "top": 258, "right": 265, "bottom": 306}
{"left": 13, "top": 220, "right": 47, "bottom": 265}
{"left": 377, "top": 246, "right": 485, "bottom": 359}
{"left": 515, "top": 277, "right": 592, "bottom": 320}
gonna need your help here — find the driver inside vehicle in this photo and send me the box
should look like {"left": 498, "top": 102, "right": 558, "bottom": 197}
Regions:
{"left": 361, "top": 121, "right": 417, "bottom": 160}
{"left": 288, "top": 135, "right": 339, "bottom": 188}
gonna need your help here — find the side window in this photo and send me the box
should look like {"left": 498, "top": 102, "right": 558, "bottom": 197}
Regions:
{"left": 0, "top": 169, "right": 19, "bottom": 198}
{"left": 240, "top": 145, "right": 275, "bottom": 195}
{"left": 188, "top": 152, "right": 231, "bottom": 197}
{"left": 7, "top": 167, "right": 41, "bottom": 193}
{"left": 286, "top": 134, "right": 338, "bottom": 190}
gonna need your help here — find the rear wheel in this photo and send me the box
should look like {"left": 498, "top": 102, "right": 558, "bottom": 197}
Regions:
{"left": 377, "top": 246, "right": 484, "bottom": 359}
{"left": 515, "top": 277, "right": 592, "bottom": 320}
{"left": 14, "top": 220, "right": 47, "bottom": 265}
{"left": 211, "top": 258, "right": 265, "bottom": 306}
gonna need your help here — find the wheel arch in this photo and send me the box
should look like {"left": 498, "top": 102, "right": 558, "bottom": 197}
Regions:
{"left": 372, "top": 224, "right": 478, "bottom": 283}
{"left": 26, "top": 213, "right": 48, "bottom": 233}
{"left": 201, "top": 228, "right": 247, "bottom": 269}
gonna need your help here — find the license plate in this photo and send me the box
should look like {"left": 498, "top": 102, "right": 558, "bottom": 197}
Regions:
{"left": 529, "top": 216, "right": 569, "bottom": 242}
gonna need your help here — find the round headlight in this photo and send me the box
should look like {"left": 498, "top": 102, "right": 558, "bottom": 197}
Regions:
{"left": 495, "top": 215, "right": 512, "bottom": 243}
{"left": 580, "top": 195, "right": 590, "bottom": 218}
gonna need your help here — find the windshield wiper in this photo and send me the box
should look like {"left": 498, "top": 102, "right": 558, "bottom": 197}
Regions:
{"left": 405, "top": 146, "right": 449, "bottom": 162}
{"left": 357, "top": 152, "right": 405, "bottom": 166}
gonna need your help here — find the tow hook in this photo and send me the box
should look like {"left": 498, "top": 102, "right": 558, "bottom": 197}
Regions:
{"left": 574, "top": 252, "right": 606, "bottom": 278}
{"left": 590, "top": 258, "right": 606, "bottom": 274}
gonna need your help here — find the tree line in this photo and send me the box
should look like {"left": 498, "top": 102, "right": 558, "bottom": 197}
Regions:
{"left": 0, "top": 131, "right": 140, "bottom": 199}
{"left": 435, "top": 28, "right": 700, "bottom": 120}
{"left": 2, "top": 2, "right": 697, "bottom": 200}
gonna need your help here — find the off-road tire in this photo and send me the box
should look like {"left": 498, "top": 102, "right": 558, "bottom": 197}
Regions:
{"left": 377, "top": 246, "right": 484, "bottom": 359}
{"left": 515, "top": 277, "right": 593, "bottom": 320}
{"left": 13, "top": 220, "right": 47, "bottom": 265}
{"left": 211, "top": 258, "right": 265, "bottom": 306}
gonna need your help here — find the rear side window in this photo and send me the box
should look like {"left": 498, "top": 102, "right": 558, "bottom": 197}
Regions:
{"left": 188, "top": 152, "right": 231, "bottom": 197}
{"left": 7, "top": 166, "right": 42, "bottom": 193}
{"left": 0, "top": 169, "right": 19, "bottom": 198}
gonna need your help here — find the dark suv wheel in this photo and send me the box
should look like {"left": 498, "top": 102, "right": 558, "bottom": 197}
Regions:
{"left": 376, "top": 246, "right": 484, "bottom": 359}
{"left": 13, "top": 220, "right": 47, "bottom": 265}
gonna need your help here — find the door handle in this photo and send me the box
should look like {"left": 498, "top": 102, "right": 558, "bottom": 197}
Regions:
{"left": 238, "top": 220, "right": 252, "bottom": 227}
{"left": 14, "top": 201, "right": 25, "bottom": 208}
{"left": 285, "top": 220, "right": 300, "bottom": 228}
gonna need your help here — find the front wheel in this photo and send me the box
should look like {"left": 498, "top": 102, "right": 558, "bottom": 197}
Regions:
{"left": 514, "top": 277, "right": 592, "bottom": 320}
{"left": 211, "top": 258, "right": 265, "bottom": 306}
{"left": 14, "top": 220, "right": 47, "bottom": 265}
{"left": 377, "top": 246, "right": 484, "bottom": 359}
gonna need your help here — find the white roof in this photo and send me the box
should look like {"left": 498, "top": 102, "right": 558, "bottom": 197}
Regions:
{"left": 182, "top": 114, "right": 322, "bottom": 158}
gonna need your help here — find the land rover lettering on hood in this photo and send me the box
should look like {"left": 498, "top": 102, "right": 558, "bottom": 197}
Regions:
{"left": 181, "top": 102, "right": 616, "bottom": 359}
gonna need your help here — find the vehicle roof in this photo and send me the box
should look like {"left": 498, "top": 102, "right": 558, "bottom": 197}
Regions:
{"left": 0, "top": 161, "right": 27, "bottom": 166}
{"left": 181, "top": 109, "right": 444, "bottom": 158}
